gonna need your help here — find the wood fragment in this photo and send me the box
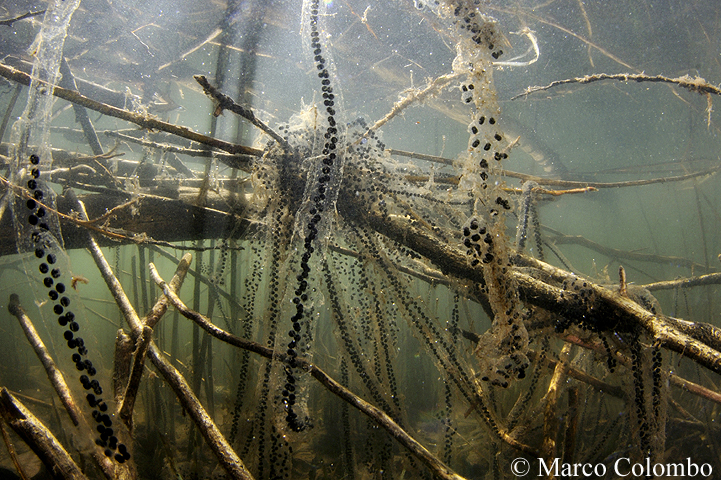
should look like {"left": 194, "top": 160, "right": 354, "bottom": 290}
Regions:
{"left": 0, "top": 10, "right": 45, "bottom": 27}
{"left": 194, "top": 75, "right": 290, "bottom": 151}
{"left": 0, "top": 419, "right": 30, "bottom": 480}
{"left": 642, "top": 272, "right": 721, "bottom": 291}
{"left": 542, "top": 343, "right": 571, "bottom": 464}
{"left": 113, "top": 330, "right": 133, "bottom": 405}
{"left": 618, "top": 265, "right": 628, "bottom": 297}
{"left": 367, "top": 72, "right": 461, "bottom": 135}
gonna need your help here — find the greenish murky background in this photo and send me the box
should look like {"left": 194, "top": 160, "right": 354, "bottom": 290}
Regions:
{"left": 0, "top": 0, "right": 719, "bottom": 479}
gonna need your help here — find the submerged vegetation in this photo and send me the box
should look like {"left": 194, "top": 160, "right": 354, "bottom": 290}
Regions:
{"left": 0, "top": 0, "right": 720, "bottom": 479}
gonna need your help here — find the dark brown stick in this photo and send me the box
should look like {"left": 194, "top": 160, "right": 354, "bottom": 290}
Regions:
{"left": 0, "top": 10, "right": 45, "bottom": 27}
{"left": 7, "top": 294, "right": 81, "bottom": 426}
{"left": 113, "top": 330, "right": 133, "bottom": 405}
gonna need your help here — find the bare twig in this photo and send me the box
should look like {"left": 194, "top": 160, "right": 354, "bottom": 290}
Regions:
{"left": 367, "top": 72, "right": 461, "bottom": 135}
{"left": 0, "top": 10, "right": 45, "bottom": 27}
{"left": 0, "top": 419, "right": 30, "bottom": 480}
{"left": 642, "top": 272, "right": 721, "bottom": 291}
{"left": 541, "top": 227, "right": 708, "bottom": 271}
{"left": 102, "top": 130, "right": 254, "bottom": 172}
{"left": 512, "top": 73, "right": 721, "bottom": 101}
{"left": 7, "top": 294, "right": 81, "bottom": 426}
{"left": 194, "top": 75, "right": 291, "bottom": 151}
{"left": 388, "top": 147, "right": 719, "bottom": 190}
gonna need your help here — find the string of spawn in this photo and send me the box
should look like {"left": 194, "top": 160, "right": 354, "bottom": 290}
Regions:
{"left": 22, "top": 153, "right": 130, "bottom": 463}
{"left": 431, "top": 0, "right": 530, "bottom": 388}
{"left": 280, "top": 0, "right": 342, "bottom": 432}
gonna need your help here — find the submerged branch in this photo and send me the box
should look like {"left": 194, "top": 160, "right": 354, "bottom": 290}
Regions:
{"left": 117, "top": 326, "right": 152, "bottom": 431}
{"left": 7, "top": 294, "right": 81, "bottom": 426}
{"left": 368, "top": 72, "right": 461, "bottom": 135}
{"left": 642, "top": 272, "right": 721, "bottom": 291}
{"left": 389, "top": 147, "right": 719, "bottom": 190}
{"left": 0, "top": 388, "right": 87, "bottom": 480}
{"left": 194, "top": 75, "right": 291, "bottom": 151}
{"left": 0, "top": 10, "right": 45, "bottom": 27}
{"left": 0, "top": 63, "right": 263, "bottom": 157}
{"left": 150, "top": 263, "right": 469, "bottom": 480}
{"left": 512, "top": 73, "right": 721, "bottom": 101}
{"left": 76, "top": 195, "right": 255, "bottom": 480}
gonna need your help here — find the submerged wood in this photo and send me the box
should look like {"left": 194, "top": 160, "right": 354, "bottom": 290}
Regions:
{"left": 0, "top": 63, "right": 263, "bottom": 157}
{"left": 149, "top": 263, "right": 470, "bottom": 480}
{"left": 80, "top": 214, "right": 255, "bottom": 480}
{"left": 512, "top": 72, "right": 721, "bottom": 100}
{"left": 0, "top": 185, "right": 252, "bottom": 256}
{"left": 7, "top": 294, "right": 81, "bottom": 426}
{"left": 118, "top": 326, "right": 153, "bottom": 431}
{"left": 0, "top": 388, "right": 87, "bottom": 480}
{"left": 1, "top": 169, "right": 718, "bottom": 383}
{"left": 112, "top": 330, "right": 133, "bottom": 405}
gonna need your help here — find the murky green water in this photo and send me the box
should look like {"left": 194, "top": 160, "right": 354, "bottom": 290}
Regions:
{"left": 0, "top": 1, "right": 719, "bottom": 479}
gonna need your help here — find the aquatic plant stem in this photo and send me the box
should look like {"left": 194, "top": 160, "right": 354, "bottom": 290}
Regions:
{"left": 0, "top": 388, "right": 88, "bottom": 480}
{"left": 7, "top": 294, "right": 81, "bottom": 426}
{"left": 149, "top": 263, "right": 470, "bottom": 480}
